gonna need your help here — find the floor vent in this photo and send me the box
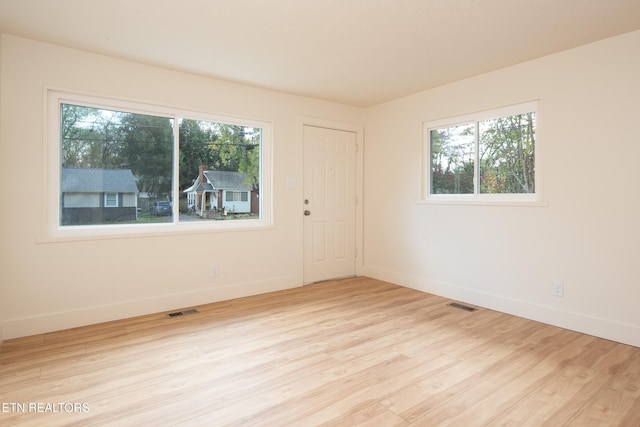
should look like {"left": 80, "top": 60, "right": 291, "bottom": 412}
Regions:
{"left": 166, "top": 308, "right": 199, "bottom": 318}
{"left": 448, "top": 302, "right": 478, "bottom": 312}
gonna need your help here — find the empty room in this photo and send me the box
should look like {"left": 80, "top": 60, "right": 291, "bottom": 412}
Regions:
{"left": 1, "top": 1, "right": 639, "bottom": 425}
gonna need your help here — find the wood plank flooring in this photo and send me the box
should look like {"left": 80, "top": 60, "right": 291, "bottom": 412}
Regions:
{"left": 1, "top": 277, "right": 639, "bottom": 426}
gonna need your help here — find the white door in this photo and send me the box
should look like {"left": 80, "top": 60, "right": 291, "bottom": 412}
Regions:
{"left": 303, "top": 125, "right": 357, "bottom": 284}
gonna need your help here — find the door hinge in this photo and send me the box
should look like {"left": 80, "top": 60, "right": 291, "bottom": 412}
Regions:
{"left": 355, "top": 144, "right": 359, "bottom": 154}
{"left": 355, "top": 248, "right": 358, "bottom": 258}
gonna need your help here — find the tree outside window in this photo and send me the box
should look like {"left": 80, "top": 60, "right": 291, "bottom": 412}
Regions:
{"left": 59, "top": 100, "right": 264, "bottom": 226}
{"left": 424, "top": 102, "right": 538, "bottom": 201}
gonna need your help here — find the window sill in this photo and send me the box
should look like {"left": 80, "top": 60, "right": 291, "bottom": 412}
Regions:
{"left": 418, "top": 198, "right": 549, "bottom": 207}
{"left": 39, "top": 219, "right": 275, "bottom": 244}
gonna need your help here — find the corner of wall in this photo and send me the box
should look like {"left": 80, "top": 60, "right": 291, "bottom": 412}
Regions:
{"left": 363, "top": 265, "right": 640, "bottom": 349}
{"left": 1, "top": 274, "right": 299, "bottom": 340}
{"left": 0, "top": 34, "right": 5, "bottom": 348}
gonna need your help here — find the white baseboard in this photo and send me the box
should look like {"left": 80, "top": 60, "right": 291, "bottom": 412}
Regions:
{"left": 363, "top": 266, "right": 640, "bottom": 348}
{"left": 5, "top": 270, "right": 638, "bottom": 349}
{"left": 1, "top": 275, "right": 299, "bottom": 341}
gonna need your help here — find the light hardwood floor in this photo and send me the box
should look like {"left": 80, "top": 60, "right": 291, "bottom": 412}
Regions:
{"left": 1, "top": 277, "right": 639, "bottom": 426}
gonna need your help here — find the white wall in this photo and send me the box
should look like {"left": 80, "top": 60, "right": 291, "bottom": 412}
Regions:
{"left": 363, "top": 30, "right": 640, "bottom": 347}
{"left": 2, "top": 31, "right": 639, "bottom": 348}
{"left": 222, "top": 191, "right": 251, "bottom": 214}
{"left": 0, "top": 35, "right": 363, "bottom": 340}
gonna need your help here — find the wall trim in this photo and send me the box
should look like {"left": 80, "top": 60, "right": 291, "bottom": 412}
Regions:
{"left": 363, "top": 266, "right": 640, "bottom": 348}
{"left": 1, "top": 275, "right": 299, "bottom": 341}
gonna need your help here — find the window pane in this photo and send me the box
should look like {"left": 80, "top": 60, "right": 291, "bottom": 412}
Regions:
{"left": 105, "top": 193, "right": 118, "bottom": 207}
{"left": 179, "top": 119, "right": 261, "bottom": 221}
{"left": 60, "top": 104, "right": 174, "bottom": 226}
{"left": 430, "top": 123, "right": 475, "bottom": 194}
{"left": 479, "top": 112, "right": 535, "bottom": 194}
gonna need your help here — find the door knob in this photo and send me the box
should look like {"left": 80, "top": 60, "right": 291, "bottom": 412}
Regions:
{"left": 304, "top": 210, "right": 311, "bottom": 216}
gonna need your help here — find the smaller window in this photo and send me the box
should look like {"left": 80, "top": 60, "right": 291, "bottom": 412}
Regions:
{"left": 104, "top": 193, "right": 118, "bottom": 207}
{"left": 422, "top": 101, "right": 540, "bottom": 204}
{"left": 225, "top": 191, "right": 248, "bottom": 202}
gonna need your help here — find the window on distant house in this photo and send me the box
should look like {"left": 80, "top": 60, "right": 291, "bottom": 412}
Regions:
{"left": 422, "top": 101, "right": 540, "bottom": 203}
{"left": 104, "top": 193, "right": 118, "bottom": 207}
{"left": 225, "top": 191, "right": 248, "bottom": 202}
{"left": 48, "top": 91, "right": 272, "bottom": 239}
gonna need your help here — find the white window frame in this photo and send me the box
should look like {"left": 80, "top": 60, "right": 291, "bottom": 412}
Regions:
{"left": 104, "top": 193, "right": 118, "bottom": 207}
{"left": 45, "top": 90, "right": 273, "bottom": 241}
{"left": 421, "top": 101, "right": 544, "bottom": 206}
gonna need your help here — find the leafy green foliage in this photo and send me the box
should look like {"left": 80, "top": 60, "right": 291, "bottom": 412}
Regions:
{"left": 179, "top": 121, "right": 260, "bottom": 190}
{"left": 61, "top": 105, "right": 127, "bottom": 169}
{"left": 215, "top": 125, "right": 261, "bottom": 190}
{"left": 178, "top": 119, "right": 220, "bottom": 190}
{"left": 61, "top": 104, "right": 262, "bottom": 200}
{"left": 118, "top": 113, "right": 174, "bottom": 197}
{"left": 430, "top": 124, "right": 475, "bottom": 194}
{"left": 430, "top": 112, "right": 535, "bottom": 195}
{"left": 479, "top": 113, "right": 535, "bottom": 194}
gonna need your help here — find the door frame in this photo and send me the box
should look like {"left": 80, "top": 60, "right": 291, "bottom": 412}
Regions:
{"left": 299, "top": 117, "right": 364, "bottom": 284}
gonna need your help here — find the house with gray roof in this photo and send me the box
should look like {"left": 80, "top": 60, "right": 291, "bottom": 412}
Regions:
{"left": 61, "top": 168, "right": 139, "bottom": 225}
{"left": 184, "top": 165, "right": 257, "bottom": 216}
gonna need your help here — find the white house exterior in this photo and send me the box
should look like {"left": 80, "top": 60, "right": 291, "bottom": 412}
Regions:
{"left": 184, "top": 166, "right": 254, "bottom": 216}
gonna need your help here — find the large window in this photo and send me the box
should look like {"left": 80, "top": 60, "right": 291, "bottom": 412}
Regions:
{"left": 422, "top": 101, "right": 540, "bottom": 203}
{"left": 48, "top": 91, "right": 271, "bottom": 238}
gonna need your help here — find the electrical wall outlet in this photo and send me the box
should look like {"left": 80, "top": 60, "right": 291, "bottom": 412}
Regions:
{"left": 553, "top": 281, "right": 564, "bottom": 297}
{"left": 211, "top": 265, "right": 219, "bottom": 278}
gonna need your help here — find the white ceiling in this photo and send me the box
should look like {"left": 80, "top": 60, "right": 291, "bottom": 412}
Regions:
{"left": 1, "top": 0, "right": 640, "bottom": 107}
